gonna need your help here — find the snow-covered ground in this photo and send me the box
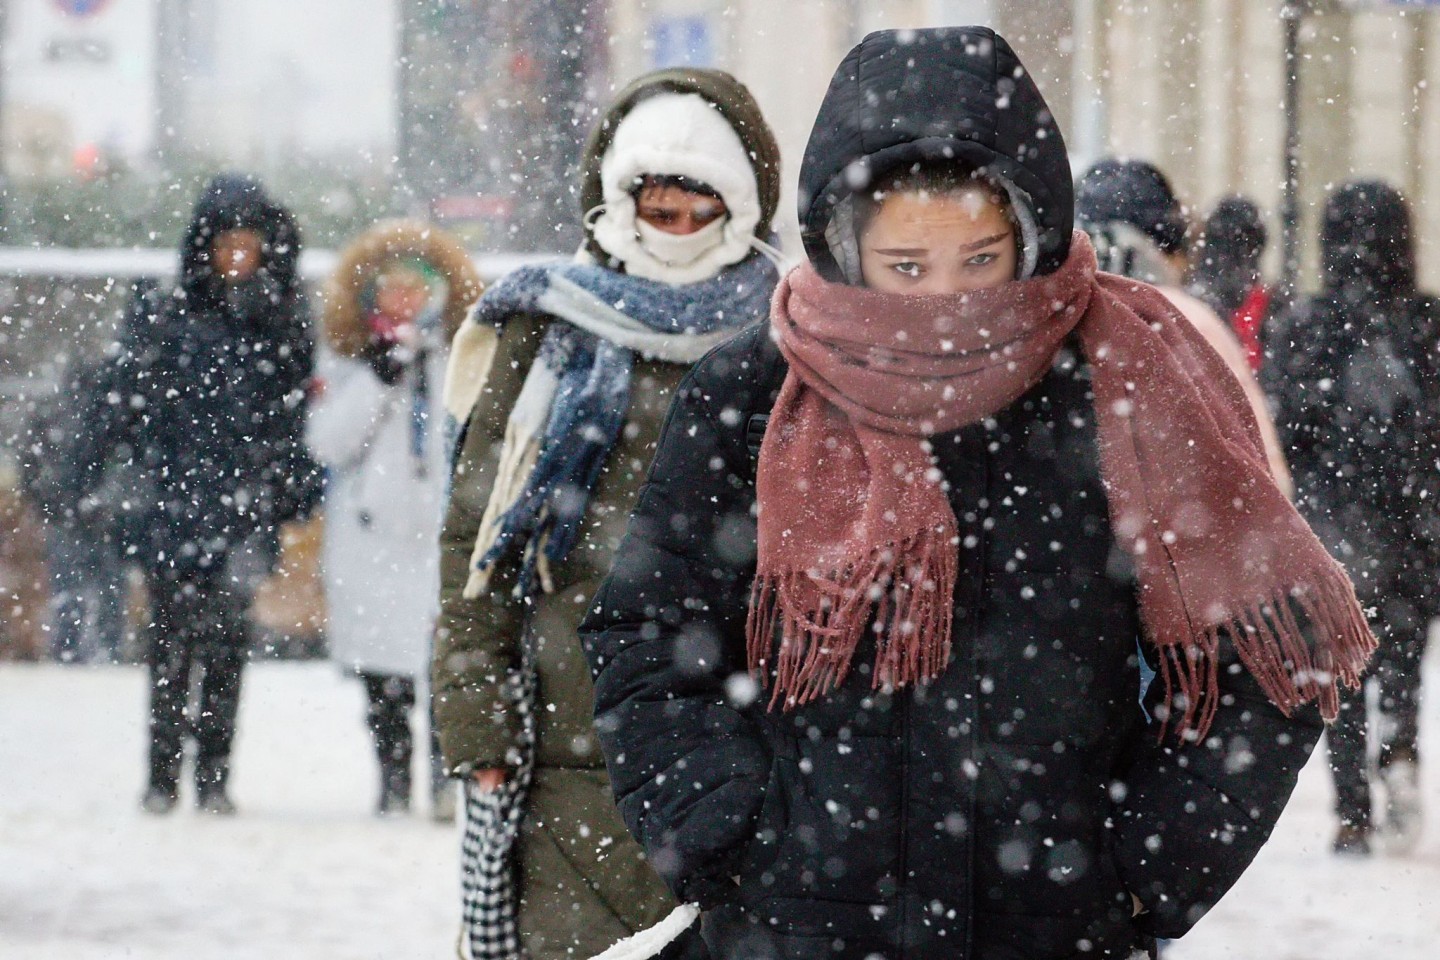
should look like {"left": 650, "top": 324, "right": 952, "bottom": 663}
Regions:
{"left": 0, "top": 663, "right": 456, "bottom": 959}
{"left": 1, "top": 657, "right": 1436, "bottom": 959}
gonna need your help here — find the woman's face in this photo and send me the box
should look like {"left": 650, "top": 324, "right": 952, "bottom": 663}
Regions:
{"left": 211, "top": 228, "right": 265, "bottom": 284}
{"left": 374, "top": 269, "right": 431, "bottom": 325}
{"left": 635, "top": 180, "right": 728, "bottom": 235}
{"left": 859, "top": 186, "right": 1017, "bottom": 295}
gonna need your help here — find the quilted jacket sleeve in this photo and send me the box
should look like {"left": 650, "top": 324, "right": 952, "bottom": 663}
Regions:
{"left": 1111, "top": 635, "right": 1325, "bottom": 939}
{"left": 578, "top": 329, "right": 780, "bottom": 907}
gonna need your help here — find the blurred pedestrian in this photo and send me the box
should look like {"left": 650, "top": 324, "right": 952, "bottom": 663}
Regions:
{"left": 0, "top": 459, "right": 50, "bottom": 661}
{"left": 308, "top": 220, "right": 481, "bottom": 818}
{"left": 116, "top": 174, "right": 320, "bottom": 816}
{"left": 580, "top": 28, "right": 1372, "bottom": 960}
{"left": 20, "top": 350, "right": 137, "bottom": 664}
{"left": 1189, "top": 196, "right": 1272, "bottom": 372}
{"left": 432, "top": 68, "right": 782, "bottom": 959}
{"left": 1266, "top": 180, "right": 1439, "bottom": 856}
{"left": 1076, "top": 159, "right": 1292, "bottom": 496}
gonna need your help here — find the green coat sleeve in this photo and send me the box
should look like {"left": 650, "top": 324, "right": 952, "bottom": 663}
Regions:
{"left": 431, "top": 314, "right": 546, "bottom": 775}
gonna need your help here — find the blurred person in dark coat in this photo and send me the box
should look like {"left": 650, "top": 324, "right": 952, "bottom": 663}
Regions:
{"left": 112, "top": 174, "right": 319, "bottom": 815}
{"left": 1266, "top": 180, "right": 1440, "bottom": 855}
{"left": 19, "top": 281, "right": 162, "bottom": 665}
{"left": 21, "top": 355, "right": 131, "bottom": 664}
{"left": 1189, "top": 196, "right": 1272, "bottom": 372}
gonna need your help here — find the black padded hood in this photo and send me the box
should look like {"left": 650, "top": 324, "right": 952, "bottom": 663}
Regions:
{"left": 1321, "top": 179, "right": 1415, "bottom": 296}
{"left": 799, "top": 27, "right": 1074, "bottom": 282}
{"left": 179, "top": 173, "right": 301, "bottom": 313}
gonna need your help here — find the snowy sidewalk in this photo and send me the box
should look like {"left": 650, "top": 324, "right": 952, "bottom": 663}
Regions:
{"left": 0, "top": 663, "right": 456, "bottom": 959}
{"left": 2, "top": 660, "right": 1437, "bottom": 959}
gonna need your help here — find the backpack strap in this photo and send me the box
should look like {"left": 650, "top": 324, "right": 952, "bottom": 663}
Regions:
{"left": 724, "top": 323, "right": 785, "bottom": 473}
{"left": 745, "top": 413, "right": 769, "bottom": 459}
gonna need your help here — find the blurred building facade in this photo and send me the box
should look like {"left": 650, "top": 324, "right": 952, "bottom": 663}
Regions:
{"left": 2, "top": 0, "right": 159, "bottom": 179}
{"left": 1, "top": 0, "right": 1437, "bottom": 281}
{"left": 1, "top": 0, "right": 396, "bottom": 177}
{"left": 607, "top": 0, "right": 1440, "bottom": 287}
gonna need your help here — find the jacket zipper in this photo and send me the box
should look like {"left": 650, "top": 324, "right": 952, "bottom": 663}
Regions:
{"left": 962, "top": 431, "right": 989, "bottom": 959}
{"left": 898, "top": 670, "right": 912, "bottom": 959}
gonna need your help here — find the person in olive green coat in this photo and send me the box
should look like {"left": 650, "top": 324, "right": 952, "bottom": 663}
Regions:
{"left": 433, "top": 68, "right": 783, "bottom": 960}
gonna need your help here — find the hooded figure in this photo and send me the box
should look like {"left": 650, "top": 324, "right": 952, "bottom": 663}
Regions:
{"left": 581, "top": 29, "right": 1365, "bottom": 960}
{"left": 308, "top": 220, "right": 482, "bottom": 817}
{"left": 125, "top": 174, "right": 316, "bottom": 568}
{"left": 114, "top": 173, "right": 318, "bottom": 815}
{"left": 1188, "top": 196, "right": 1272, "bottom": 370}
{"left": 1075, "top": 160, "right": 1291, "bottom": 496}
{"left": 432, "top": 68, "right": 782, "bottom": 960}
{"left": 1266, "top": 180, "right": 1440, "bottom": 855}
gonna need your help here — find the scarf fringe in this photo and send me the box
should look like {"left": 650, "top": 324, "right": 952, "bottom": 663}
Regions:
{"left": 1154, "top": 565, "right": 1375, "bottom": 741}
{"left": 747, "top": 527, "right": 957, "bottom": 710}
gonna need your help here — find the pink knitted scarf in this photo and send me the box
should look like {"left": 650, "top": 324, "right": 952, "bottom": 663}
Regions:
{"left": 748, "top": 232, "right": 1373, "bottom": 738}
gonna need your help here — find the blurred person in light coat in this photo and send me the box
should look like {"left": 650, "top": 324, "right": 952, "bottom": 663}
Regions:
{"left": 308, "top": 221, "right": 481, "bottom": 817}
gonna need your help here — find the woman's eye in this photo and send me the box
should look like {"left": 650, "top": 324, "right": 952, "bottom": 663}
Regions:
{"left": 692, "top": 204, "right": 726, "bottom": 224}
{"left": 968, "top": 253, "right": 998, "bottom": 267}
{"left": 892, "top": 262, "right": 923, "bottom": 278}
{"left": 643, "top": 209, "right": 676, "bottom": 224}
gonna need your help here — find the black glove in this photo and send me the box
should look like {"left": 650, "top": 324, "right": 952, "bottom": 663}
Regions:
{"left": 361, "top": 337, "right": 412, "bottom": 385}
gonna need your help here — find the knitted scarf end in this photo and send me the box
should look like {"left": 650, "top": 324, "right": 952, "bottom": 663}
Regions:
{"left": 1154, "top": 566, "right": 1376, "bottom": 742}
{"left": 746, "top": 528, "right": 957, "bottom": 710}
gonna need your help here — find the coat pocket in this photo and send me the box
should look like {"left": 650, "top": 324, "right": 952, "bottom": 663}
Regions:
{"left": 741, "top": 735, "right": 904, "bottom": 904}
{"left": 734, "top": 757, "right": 790, "bottom": 882}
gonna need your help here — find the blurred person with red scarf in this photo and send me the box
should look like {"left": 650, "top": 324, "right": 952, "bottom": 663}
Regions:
{"left": 1189, "top": 196, "right": 1272, "bottom": 373}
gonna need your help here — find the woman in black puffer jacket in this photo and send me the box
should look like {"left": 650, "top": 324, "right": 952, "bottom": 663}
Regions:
{"left": 582, "top": 28, "right": 1352, "bottom": 960}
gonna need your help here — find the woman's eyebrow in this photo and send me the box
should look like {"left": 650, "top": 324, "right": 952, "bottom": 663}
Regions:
{"left": 957, "top": 232, "right": 1011, "bottom": 252}
{"left": 872, "top": 232, "right": 1011, "bottom": 258}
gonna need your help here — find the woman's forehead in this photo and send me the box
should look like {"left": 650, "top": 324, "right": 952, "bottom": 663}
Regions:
{"left": 215, "top": 227, "right": 264, "bottom": 243}
{"left": 871, "top": 189, "right": 1011, "bottom": 230}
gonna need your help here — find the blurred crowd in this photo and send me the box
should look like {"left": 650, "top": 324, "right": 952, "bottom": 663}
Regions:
{"left": 0, "top": 174, "right": 482, "bottom": 819}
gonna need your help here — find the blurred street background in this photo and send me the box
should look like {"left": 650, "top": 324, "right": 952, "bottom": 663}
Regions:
{"left": 7, "top": 0, "right": 1440, "bottom": 657}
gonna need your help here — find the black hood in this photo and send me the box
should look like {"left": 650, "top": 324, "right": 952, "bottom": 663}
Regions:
{"left": 1075, "top": 158, "right": 1188, "bottom": 255}
{"left": 799, "top": 27, "right": 1074, "bottom": 282}
{"left": 1321, "top": 180, "right": 1414, "bottom": 296}
{"left": 1189, "top": 196, "right": 1267, "bottom": 317}
{"left": 179, "top": 173, "right": 302, "bottom": 311}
